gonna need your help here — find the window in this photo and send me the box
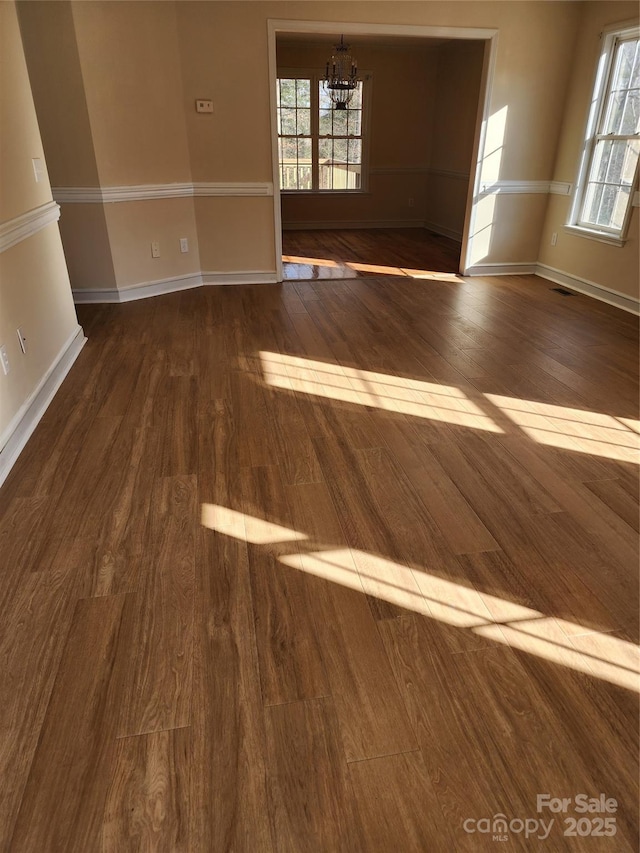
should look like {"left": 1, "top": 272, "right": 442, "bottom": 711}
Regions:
{"left": 277, "top": 72, "right": 367, "bottom": 192}
{"left": 570, "top": 26, "right": 640, "bottom": 243}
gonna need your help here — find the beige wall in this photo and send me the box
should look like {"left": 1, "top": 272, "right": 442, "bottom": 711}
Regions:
{"left": 0, "top": 1, "right": 79, "bottom": 447}
{"left": 105, "top": 199, "right": 200, "bottom": 289}
{"left": 72, "top": 2, "right": 192, "bottom": 187}
{"left": 18, "top": 0, "right": 201, "bottom": 292}
{"left": 425, "top": 40, "right": 485, "bottom": 239}
{"left": 195, "top": 198, "right": 277, "bottom": 272}
{"left": 538, "top": 1, "right": 639, "bottom": 300}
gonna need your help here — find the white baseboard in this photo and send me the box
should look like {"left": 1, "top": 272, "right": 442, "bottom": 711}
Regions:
{"left": 72, "top": 270, "right": 279, "bottom": 303}
{"left": 423, "top": 221, "right": 463, "bottom": 243}
{"left": 0, "top": 325, "right": 87, "bottom": 489}
{"left": 535, "top": 263, "right": 640, "bottom": 315}
{"left": 282, "top": 219, "right": 426, "bottom": 230}
{"left": 202, "top": 271, "right": 278, "bottom": 285}
{"left": 464, "top": 262, "right": 538, "bottom": 276}
{"left": 73, "top": 272, "right": 204, "bottom": 303}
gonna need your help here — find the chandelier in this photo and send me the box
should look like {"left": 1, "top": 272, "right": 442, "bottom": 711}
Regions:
{"left": 323, "top": 36, "right": 358, "bottom": 110}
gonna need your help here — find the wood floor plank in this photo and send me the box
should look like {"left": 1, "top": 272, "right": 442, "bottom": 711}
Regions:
{"left": 117, "top": 475, "right": 196, "bottom": 737}
{"left": 190, "top": 539, "right": 273, "bottom": 852}
{"left": 9, "top": 594, "right": 127, "bottom": 853}
{"left": 154, "top": 376, "right": 198, "bottom": 477}
{"left": 349, "top": 751, "right": 454, "bottom": 852}
{"left": 379, "top": 614, "right": 637, "bottom": 851}
{"left": 25, "top": 415, "right": 123, "bottom": 575}
{"left": 0, "top": 567, "right": 78, "bottom": 850}
{"left": 377, "top": 418, "right": 499, "bottom": 555}
{"left": 103, "top": 727, "right": 190, "bottom": 853}
{"left": 74, "top": 424, "right": 160, "bottom": 597}
{"left": 265, "top": 697, "right": 364, "bottom": 853}
{"left": 240, "top": 464, "right": 330, "bottom": 706}
{"left": 191, "top": 426, "right": 273, "bottom": 852}
{"left": 283, "top": 480, "right": 419, "bottom": 761}
{"left": 584, "top": 477, "right": 640, "bottom": 532}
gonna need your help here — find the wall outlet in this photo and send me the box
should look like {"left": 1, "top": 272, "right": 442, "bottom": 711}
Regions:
{"left": 408, "top": 197, "right": 415, "bottom": 208}
{"left": 179, "top": 237, "right": 189, "bottom": 253}
{"left": 151, "top": 241, "right": 160, "bottom": 258}
{"left": 0, "top": 345, "right": 9, "bottom": 376}
{"left": 17, "top": 328, "right": 27, "bottom": 354}
{"left": 196, "top": 99, "right": 213, "bottom": 113}
{"left": 551, "top": 232, "right": 558, "bottom": 246}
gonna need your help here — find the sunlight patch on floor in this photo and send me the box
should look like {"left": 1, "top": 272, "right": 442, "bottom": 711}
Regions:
{"left": 485, "top": 394, "right": 640, "bottom": 464}
{"left": 201, "top": 503, "right": 640, "bottom": 693}
{"left": 282, "top": 255, "right": 463, "bottom": 282}
{"left": 260, "top": 351, "right": 503, "bottom": 432}
{"left": 201, "top": 503, "right": 307, "bottom": 545}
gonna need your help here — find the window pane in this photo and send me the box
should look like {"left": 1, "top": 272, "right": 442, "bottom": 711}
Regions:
{"left": 348, "top": 139, "right": 362, "bottom": 164}
{"left": 298, "top": 138, "right": 312, "bottom": 162}
{"left": 591, "top": 139, "right": 639, "bottom": 185}
{"left": 622, "top": 138, "right": 640, "bottom": 182}
{"left": 332, "top": 110, "right": 348, "bottom": 136}
{"left": 347, "top": 165, "right": 362, "bottom": 189}
{"left": 319, "top": 83, "right": 332, "bottom": 110}
{"left": 296, "top": 79, "right": 311, "bottom": 108}
{"left": 347, "top": 110, "right": 362, "bottom": 136}
{"left": 333, "top": 139, "right": 348, "bottom": 162}
{"left": 279, "top": 79, "right": 297, "bottom": 107}
{"left": 282, "top": 137, "right": 297, "bottom": 160}
{"left": 318, "top": 139, "right": 332, "bottom": 162}
{"left": 350, "top": 82, "right": 363, "bottom": 109}
{"left": 605, "top": 90, "right": 640, "bottom": 134}
{"left": 582, "top": 182, "right": 605, "bottom": 225}
{"left": 592, "top": 139, "right": 613, "bottom": 181}
{"left": 297, "top": 164, "right": 313, "bottom": 191}
{"left": 319, "top": 109, "right": 332, "bottom": 136}
{"left": 615, "top": 39, "right": 637, "bottom": 88}
{"left": 280, "top": 108, "right": 297, "bottom": 135}
{"left": 632, "top": 43, "right": 640, "bottom": 88}
{"left": 319, "top": 163, "right": 332, "bottom": 189}
{"left": 603, "top": 38, "right": 640, "bottom": 133}
{"left": 582, "top": 182, "right": 632, "bottom": 231}
{"left": 620, "top": 89, "right": 640, "bottom": 133}
{"left": 611, "top": 185, "right": 631, "bottom": 229}
{"left": 297, "top": 108, "right": 311, "bottom": 136}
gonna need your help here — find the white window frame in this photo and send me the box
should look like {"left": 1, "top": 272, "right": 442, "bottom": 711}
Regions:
{"left": 567, "top": 22, "right": 640, "bottom": 246}
{"left": 277, "top": 67, "right": 371, "bottom": 194}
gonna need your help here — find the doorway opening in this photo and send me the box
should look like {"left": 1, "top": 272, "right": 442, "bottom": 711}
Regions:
{"left": 268, "top": 21, "right": 497, "bottom": 283}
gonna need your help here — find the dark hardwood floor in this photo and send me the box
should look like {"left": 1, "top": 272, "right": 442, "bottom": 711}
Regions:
{"left": 0, "top": 268, "right": 638, "bottom": 850}
{"left": 282, "top": 227, "right": 461, "bottom": 279}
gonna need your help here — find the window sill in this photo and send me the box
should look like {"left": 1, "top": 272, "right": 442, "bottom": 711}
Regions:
{"left": 563, "top": 224, "right": 627, "bottom": 247}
